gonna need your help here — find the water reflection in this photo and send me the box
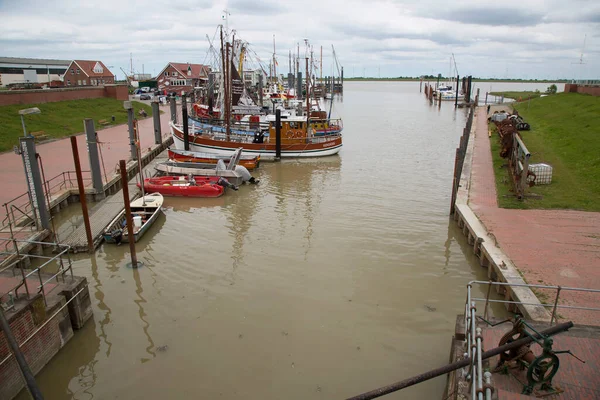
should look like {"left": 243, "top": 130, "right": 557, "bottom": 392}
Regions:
{"left": 131, "top": 265, "right": 155, "bottom": 363}
{"left": 90, "top": 255, "right": 112, "bottom": 357}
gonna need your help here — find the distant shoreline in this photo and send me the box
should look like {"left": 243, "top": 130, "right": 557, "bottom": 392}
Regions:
{"left": 342, "top": 78, "right": 567, "bottom": 83}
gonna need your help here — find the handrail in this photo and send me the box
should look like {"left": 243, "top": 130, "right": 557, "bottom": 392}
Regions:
{"left": 0, "top": 239, "right": 74, "bottom": 307}
{"left": 468, "top": 280, "right": 600, "bottom": 324}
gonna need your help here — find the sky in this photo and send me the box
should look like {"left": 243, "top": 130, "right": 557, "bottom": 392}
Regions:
{"left": 0, "top": 0, "right": 598, "bottom": 80}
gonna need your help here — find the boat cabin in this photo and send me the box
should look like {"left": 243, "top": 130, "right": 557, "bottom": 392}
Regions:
{"left": 267, "top": 116, "right": 311, "bottom": 144}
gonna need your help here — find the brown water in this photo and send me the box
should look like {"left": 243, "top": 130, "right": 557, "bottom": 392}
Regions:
{"left": 18, "top": 81, "right": 534, "bottom": 400}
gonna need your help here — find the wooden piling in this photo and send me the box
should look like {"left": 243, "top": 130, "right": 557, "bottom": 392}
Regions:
{"left": 70, "top": 136, "right": 93, "bottom": 253}
{"left": 275, "top": 109, "right": 281, "bottom": 159}
{"left": 119, "top": 160, "right": 138, "bottom": 268}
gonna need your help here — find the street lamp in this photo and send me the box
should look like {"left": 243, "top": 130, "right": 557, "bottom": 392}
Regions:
{"left": 18, "top": 107, "right": 41, "bottom": 137}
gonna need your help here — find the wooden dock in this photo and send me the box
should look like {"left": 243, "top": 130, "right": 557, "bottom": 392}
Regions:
{"left": 63, "top": 151, "right": 168, "bottom": 253}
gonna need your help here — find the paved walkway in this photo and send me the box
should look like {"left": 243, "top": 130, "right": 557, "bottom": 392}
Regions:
{"left": 0, "top": 104, "right": 173, "bottom": 208}
{"left": 469, "top": 106, "right": 600, "bottom": 324}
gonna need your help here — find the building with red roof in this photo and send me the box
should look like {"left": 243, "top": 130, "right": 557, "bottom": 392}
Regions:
{"left": 64, "top": 60, "right": 114, "bottom": 87}
{"left": 156, "top": 62, "right": 210, "bottom": 95}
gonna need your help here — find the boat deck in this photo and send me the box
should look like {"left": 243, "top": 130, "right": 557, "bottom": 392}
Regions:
{"left": 63, "top": 152, "right": 168, "bottom": 253}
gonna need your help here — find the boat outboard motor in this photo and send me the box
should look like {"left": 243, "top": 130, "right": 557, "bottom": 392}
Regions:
{"left": 217, "top": 177, "right": 238, "bottom": 191}
{"left": 234, "top": 165, "right": 259, "bottom": 184}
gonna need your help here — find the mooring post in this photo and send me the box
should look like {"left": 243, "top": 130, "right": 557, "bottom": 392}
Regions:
{"left": 119, "top": 160, "right": 138, "bottom": 268}
{"left": 438, "top": 93, "right": 442, "bottom": 109}
{"left": 475, "top": 88, "right": 480, "bottom": 106}
{"left": 18, "top": 137, "right": 50, "bottom": 231}
{"left": 419, "top": 78, "right": 422, "bottom": 93}
{"left": 455, "top": 74, "right": 460, "bottom": 107}
{"left": 182, "top": 93, "right": 189, "bottom": 151}
{"left": 485, "top": 92, "right": 488, "bottom": 105}
{"left": 124, "top": 101, "right": 137, "bottom": 161}
{"left": 275, "top": 109, "right": 281, "bottom": 160}
{"left": 258, "top": 73, "right": 264, "bottom": 107}
{"left": 151, "top": 101, "right": 161, "bottom": 145}
{"left": 70, "top": 136, "right": 94, "bottom": 253}
{"left": 84, "top": 119, "right": 104, "bottom": 199}
{"left": 0, "top": 308, "right": 45, "bottom": 400}
{"left": 170, "top": 97, "right": 177, "bottom": 123}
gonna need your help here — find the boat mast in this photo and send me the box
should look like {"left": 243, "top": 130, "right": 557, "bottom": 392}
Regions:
{"left": 305, "top": 57, "right": 309, "bottom": 124}
{"left": 220, "top": 26, "right": 226, "bottom": 121}
{"left": 226, "top": 41, "right": 231, "bottom": 140}
{"left": 134, "top": 120, "right": 146, "bottom": 205}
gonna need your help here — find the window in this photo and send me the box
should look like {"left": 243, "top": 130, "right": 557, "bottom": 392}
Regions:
{"left": 83, "top": 79, "right": 87, "bottom": 85}
{"left": 101, "top": 79, "right": 104, "bottom": 84}
{"left": 164, "top": 71, "right": 168, "bottom": 76}
{"left": 77, "top": 80, "right": 81, "bottom": 85}
{"left": 76, "top": 68, "right": 80, "bottom": 74}
{"left": 70, "top": 68, "right": 74, "bottom": 74}
{"left": 92, "top": 62, "right": 104, "bottom": 74}
{"left": 67, "top": 80, "right": 71, "bottom": 86}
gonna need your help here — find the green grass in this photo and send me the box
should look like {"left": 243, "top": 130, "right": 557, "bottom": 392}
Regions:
{"left": 0, "top": 98, "right": 153, "bottom": 153}
{"left": 489, "top": 91, "right": 543, "bottom": 100}
{"left": 489, "top": 93, "right": 600, "bottom": 211}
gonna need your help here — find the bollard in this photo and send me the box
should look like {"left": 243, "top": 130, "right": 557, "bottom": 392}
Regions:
{"left": 119, "top": 160, "right": 139, "bottom": 268}
{"left": 438, "top": 92, "right": 442, "bottom": 108}
{"left": 275, "top": 109, "right": 281, "bottom": 160}
{"left": 151, "top": 101, "right": 161, "bottom": 144}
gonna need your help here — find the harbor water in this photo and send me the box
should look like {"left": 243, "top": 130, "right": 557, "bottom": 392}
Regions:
{"left": 19, "top": 81, "right": 561, "bottom": 399}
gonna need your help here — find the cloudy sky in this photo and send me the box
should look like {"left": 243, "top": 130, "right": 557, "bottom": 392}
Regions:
{"left": 1, "top": 0, "right": 598, "bottom": 80}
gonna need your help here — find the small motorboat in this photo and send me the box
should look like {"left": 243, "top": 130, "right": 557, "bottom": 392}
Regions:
{"left": 138, "top": 176, "right": 225, "bottom": 198}
{"left": 168, "top": 149, "right": 260, "bottom": 170}
{"left": 103, "top": 193, "right": 164, "bottom": 245}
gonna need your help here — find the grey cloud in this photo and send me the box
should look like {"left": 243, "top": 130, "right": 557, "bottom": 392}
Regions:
{"left": 438, "top": 7, "right": 545, "bottom": 26}
{"left": 331, "top": 23, "right": 470, "bottom": 46}
{"left": 228, "top": 0, "right": 287, "bottom": 15}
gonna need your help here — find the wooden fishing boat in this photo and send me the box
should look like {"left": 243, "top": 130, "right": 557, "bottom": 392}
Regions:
{"left": 171, "top": 115, "right": 342, "bottom": 158}
{"left": 103, "top": 193, "right": 164, "bottom": 245}
{"left": 168, "top": 148, "right": 260, "bottom": 170}
{"left": 138, "top": 176, "right": 225, "bottom": 198}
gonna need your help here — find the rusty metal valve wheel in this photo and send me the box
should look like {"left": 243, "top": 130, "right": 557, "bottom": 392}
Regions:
{"left": 526, "top": 354, "right": 560, "bottom": 390}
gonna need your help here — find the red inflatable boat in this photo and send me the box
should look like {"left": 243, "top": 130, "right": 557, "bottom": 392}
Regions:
{"left": 138, "top": 176, "right": 224, "bottom": 198}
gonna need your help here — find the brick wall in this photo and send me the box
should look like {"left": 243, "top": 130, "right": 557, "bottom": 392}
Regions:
{"left": 0, "top": 295, "right": 73, "bottom": 399}
{"left": 0, "top": 85, "right": 129, "bottom": 106}
{"left": 563, "top": 84, "right": 600, "bottom": 96}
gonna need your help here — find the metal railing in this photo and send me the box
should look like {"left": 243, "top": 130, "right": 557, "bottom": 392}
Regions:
{"left": 1, "top": 170, "right": 92, "bottom": 233}
{"left": 468, "top": 280, "right": 600, "bottom": 325}
{"left": 0, "top": 238, "right": 74, "bottom": 308}
{"left": 464, "top": 279, "right": 600, "bottom": 399}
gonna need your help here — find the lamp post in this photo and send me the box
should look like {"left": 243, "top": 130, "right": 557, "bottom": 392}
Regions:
{"left": 18, "top": 107, "right": 41, "bottom": 137}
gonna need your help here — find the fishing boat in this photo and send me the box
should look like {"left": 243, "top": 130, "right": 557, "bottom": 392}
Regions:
{"left": 103, "top": 193, "right": 164, "bottom": 245}
{"left": 138, "top": 176, "right": 225, "bottom": 198}
{"left": 171, "top": 115, "right": 342, "bottom": 158}
{"left": 168, "top": 148, "right": 260, "bottom": 170}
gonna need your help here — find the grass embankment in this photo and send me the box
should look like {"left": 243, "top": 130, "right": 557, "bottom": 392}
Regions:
{"left": 0, "top": 98, "right": 153, "bottom": 153}
{"left": 490, "top": 93, "right": 600, "bottom": 211}
{"left": 489, "top": 91, "right": 543, "bottom": 100}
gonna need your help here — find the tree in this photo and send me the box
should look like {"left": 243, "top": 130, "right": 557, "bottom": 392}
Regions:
{"left": 546, "top": 84, "right": 557, "bottom": 94}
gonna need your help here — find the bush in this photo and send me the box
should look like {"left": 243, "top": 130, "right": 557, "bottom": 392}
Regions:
{"left": 546, "top": 84, "right": 558, "bottom": 94}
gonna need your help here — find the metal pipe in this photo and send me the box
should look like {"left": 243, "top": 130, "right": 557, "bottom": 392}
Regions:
{"left": 468, "top": 280, "right": 600, "bottom": 293}
{"left": 484, "top": 371, "right": 492, "bottom": 400}
{"left": 345, "top": 321, "right": 573, "bottom": 400}
{"left": 0, "top": 307, "right": 45, "bottom": 399}
{"left": 70, "top": 136, "right": 94, "bottom": 253}
{"left": 476, "top": 327, "right": 483, "bottom": 400}
{"left": 472, "top": 297, "right": 600, "bottom": 311}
